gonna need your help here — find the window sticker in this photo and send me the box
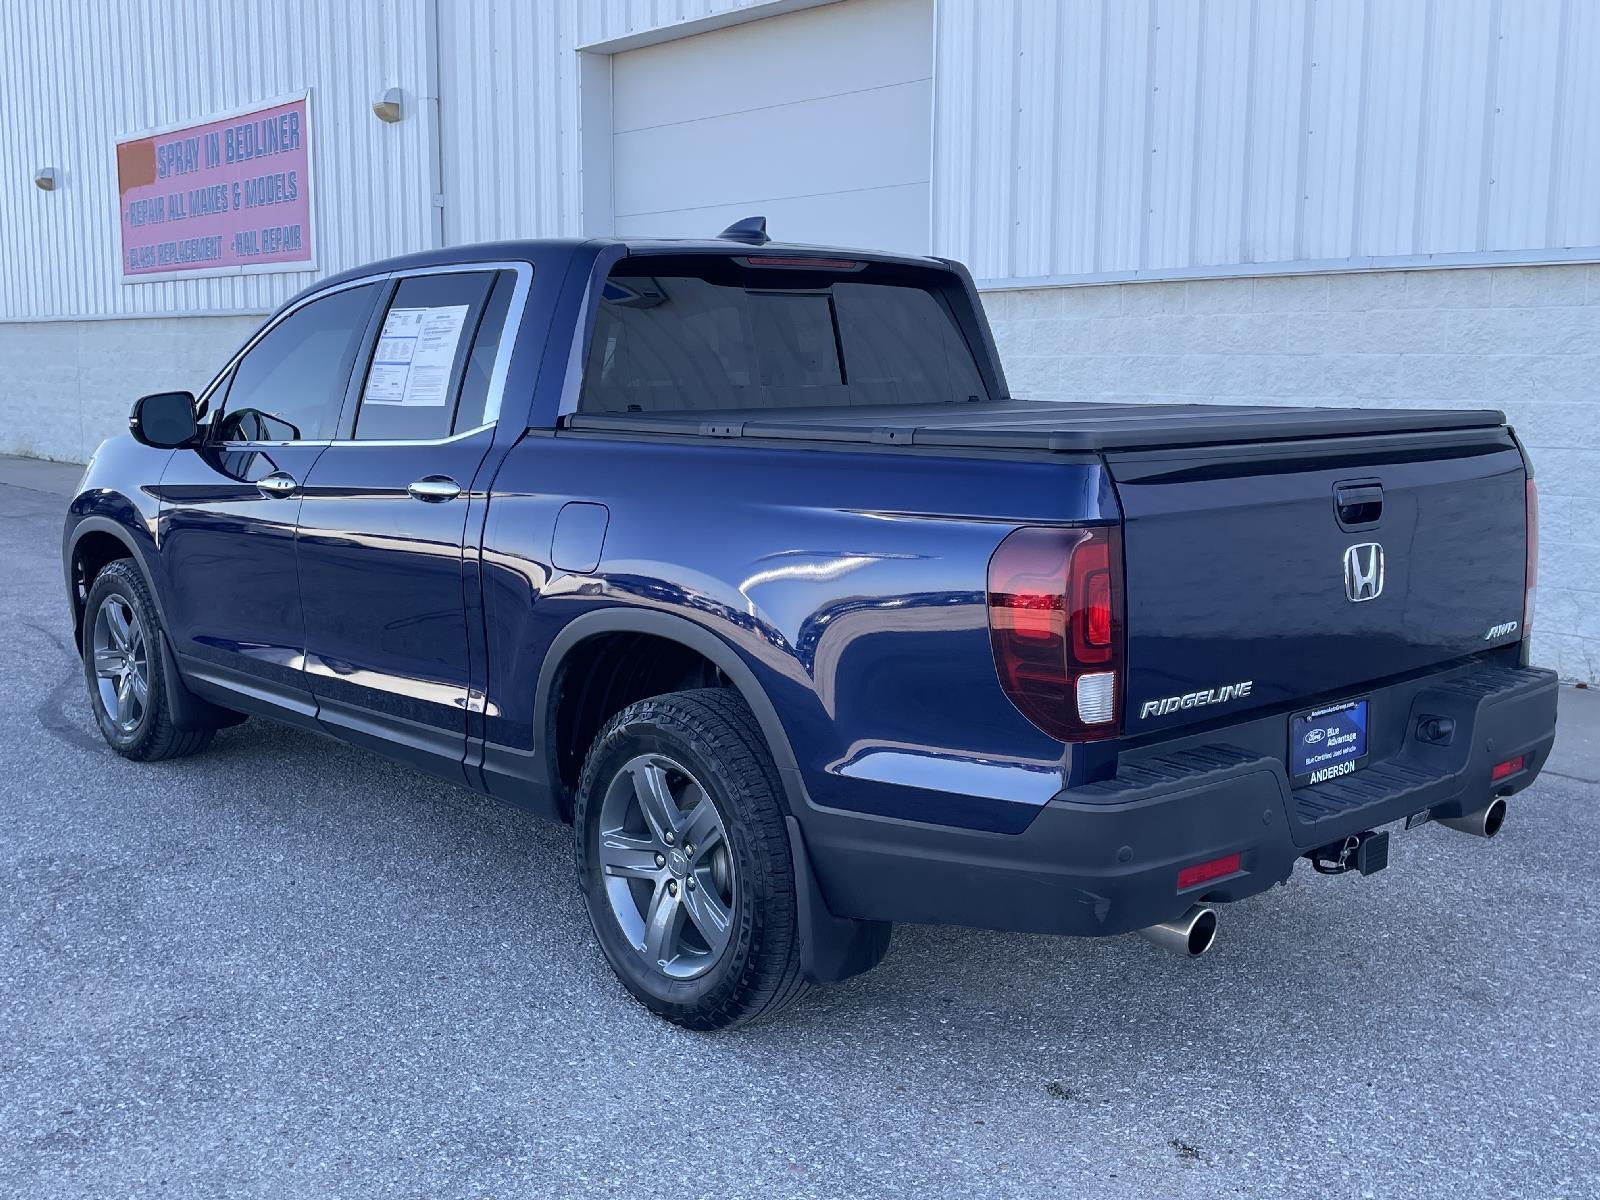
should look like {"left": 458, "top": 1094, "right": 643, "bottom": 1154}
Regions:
{"left": 363, "top": 304, "right": 470, "bottom": 406}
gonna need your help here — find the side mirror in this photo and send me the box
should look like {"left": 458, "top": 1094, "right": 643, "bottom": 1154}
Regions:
{"left": 129, "top": 391, "right": 199, "bottom": 448}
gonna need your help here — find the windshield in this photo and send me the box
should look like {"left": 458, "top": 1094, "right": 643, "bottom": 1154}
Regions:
{"left": 578, "top": 258, "right": 991, "bottom": 413}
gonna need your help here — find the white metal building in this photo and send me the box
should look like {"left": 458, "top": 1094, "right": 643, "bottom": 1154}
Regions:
{"left": 1, "top": 0, "right": 1596, "bottom": 681}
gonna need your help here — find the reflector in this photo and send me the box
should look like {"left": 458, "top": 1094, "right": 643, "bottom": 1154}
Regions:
{"left": 1177, "top": 852, "right": 1242, "bottom": 891}
{"left": 1491, "top": 755, "right": 1525, "bottom": 781}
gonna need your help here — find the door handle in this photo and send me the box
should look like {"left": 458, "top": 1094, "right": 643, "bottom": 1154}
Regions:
{"left": 257, "top": 471, "right": 298, "bottom": 498}
{"left": 408, "top": 476, "right": 462, "bottom": 503}
{"left": 1334, "top": 481, "right": 1383, "bottom": 528}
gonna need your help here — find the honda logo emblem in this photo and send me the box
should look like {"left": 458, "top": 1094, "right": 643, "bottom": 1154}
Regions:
{"left": 1343, "top": 543, "right": 1384, "bottom": 602}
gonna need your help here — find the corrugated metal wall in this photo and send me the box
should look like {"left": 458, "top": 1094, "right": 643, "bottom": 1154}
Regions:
{"left": 0, "top": 0, "right": 436, "bottom": 320}
{"left": 435, "top": 0, "right": 802, "bottom": 246}
{"left": 8, "top": 0, "right": 1600, "bottom": 319}
{"left": 436, "top": 0, "right": 571, "bottom": 246}
{"left": 934, "top": 0, "right": 1600, "bottom": 287}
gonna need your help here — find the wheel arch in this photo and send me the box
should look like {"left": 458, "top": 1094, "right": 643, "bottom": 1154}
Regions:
{"left": 534, "top": 608, "right": 803, "bottom": 818}
{"left": 65, "top": 516, "right": 164, "bottom": 646}
{"left": 70, "top": 520, "right": 242, "bottom": 735}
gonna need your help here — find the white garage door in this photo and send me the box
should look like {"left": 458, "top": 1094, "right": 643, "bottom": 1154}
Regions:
{"left": 609, "top": 0, "right": 932, "bottom": 255}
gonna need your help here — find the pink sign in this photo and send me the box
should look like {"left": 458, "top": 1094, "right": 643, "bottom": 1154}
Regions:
{"left": 117, "top": 97, "right": 313, "bottom": 278}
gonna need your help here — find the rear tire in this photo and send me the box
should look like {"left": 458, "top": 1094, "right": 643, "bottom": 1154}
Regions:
{"left": 573, "top": 688, "right": 810, "bottom": 1030}
{"left": 81, "top": 560, "right": 215, "bottom": 761}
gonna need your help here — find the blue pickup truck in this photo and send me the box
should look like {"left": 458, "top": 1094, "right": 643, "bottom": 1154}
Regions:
{"left": 63, "top": 224, "right": 1557, "bottom": 1029}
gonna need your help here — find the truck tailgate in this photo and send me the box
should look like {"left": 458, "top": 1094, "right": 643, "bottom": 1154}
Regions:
{"left": 1109, "top": 429, "right": 1530, "bottom": 736}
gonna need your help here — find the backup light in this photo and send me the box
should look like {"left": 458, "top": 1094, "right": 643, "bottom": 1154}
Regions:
{"left": 1076, "top": 672, "right": 1116, "bottom": 725}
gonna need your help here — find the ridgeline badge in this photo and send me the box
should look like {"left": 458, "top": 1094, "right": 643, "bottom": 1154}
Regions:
{"left": 1139, "top": 681, "right": 1254, "bottom": 720}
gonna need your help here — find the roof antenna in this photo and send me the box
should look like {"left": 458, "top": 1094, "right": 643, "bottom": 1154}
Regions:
{"left": 718, "top": 216, "right": 769, "bottom": 245}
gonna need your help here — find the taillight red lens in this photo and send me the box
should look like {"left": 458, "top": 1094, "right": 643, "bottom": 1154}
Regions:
{"left": 988, "top": 525, "right": 1124, "bottom": 741}
{"left": 1524, "top": 478, "right": 1538, "bottom": 633}
{"left": 1069, "top": 535, "right": 1114, "bottom": 665}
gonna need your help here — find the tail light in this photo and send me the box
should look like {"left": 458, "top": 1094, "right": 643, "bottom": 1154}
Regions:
{"left": 987, "top": 525, "right": 1124, "bottom": 741}
{"left": 1524, "top": 478, "right": 1538, "bottom": 634}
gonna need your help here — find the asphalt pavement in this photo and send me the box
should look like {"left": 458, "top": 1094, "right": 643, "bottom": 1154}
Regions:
{"left": 2, "top": 454, "right": 1597, "bottom": 1199}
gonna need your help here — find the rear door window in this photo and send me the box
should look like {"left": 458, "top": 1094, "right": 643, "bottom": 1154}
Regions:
{"left": 351, "top": 271, "right": 499, "bottom": 441}
{"left": 451, "top": 272, "right": 517, "bottom": 433}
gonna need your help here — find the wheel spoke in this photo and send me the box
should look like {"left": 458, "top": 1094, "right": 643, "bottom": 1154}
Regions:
{"left": 92, "top": 648, "right": 125, "bottom": 678}
{"left": 598, "top": 832, "right": 661, "bottom": 881}
{"left": 127, "top": 667, "right": 149, "bottom": 707}
{"left": 681, "top": 795, "right": 724, "bottom": 860}
{"left": 115, "top": 675, "right": 132, "bottom": 724}
{"left": 642, "top": 881, "right": 686, "bottom": 964}
{"left": 105, "top": 603, "right": 132, "bottom": 650}
{"left": 630, "top": 759, "right": 679, "bottom": 842}
{"left": 682, "top": 876, "right": 733, "bottom": 952}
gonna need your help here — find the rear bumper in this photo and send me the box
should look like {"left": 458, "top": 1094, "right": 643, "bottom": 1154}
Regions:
{"left": 801, "top": 662, "right": 1558, "bottom": 938}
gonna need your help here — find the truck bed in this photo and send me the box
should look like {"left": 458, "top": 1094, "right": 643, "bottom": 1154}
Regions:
{"left": 561, "top": 399, "right": 1507, "bottom": 453}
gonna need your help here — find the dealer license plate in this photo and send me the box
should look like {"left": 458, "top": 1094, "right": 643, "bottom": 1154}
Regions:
{"left": 1290, "top": 698, "right": 1369, "bottom": 786}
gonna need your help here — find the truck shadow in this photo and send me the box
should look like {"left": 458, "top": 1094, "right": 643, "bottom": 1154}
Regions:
{"left": 139, "top": 711, "right": 1548, "bottom": 1065}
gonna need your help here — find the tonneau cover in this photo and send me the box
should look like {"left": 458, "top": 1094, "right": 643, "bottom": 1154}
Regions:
{"left": 560, "top": 399, "right": 1506, "bottom": 452}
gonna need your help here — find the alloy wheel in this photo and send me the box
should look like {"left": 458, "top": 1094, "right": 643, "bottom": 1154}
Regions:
{"left": 91, "top": 594, "right": 150, "bottom": 734}
{"left": 595, "top": 753, "right": 736, "bottom": 980}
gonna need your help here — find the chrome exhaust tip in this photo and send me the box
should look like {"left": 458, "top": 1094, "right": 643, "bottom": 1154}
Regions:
{"left": 1137, "top": 904, "right": 1218, "bottom": 958}
{"left": 1438, "top": 796, "right": 1508, "bottom": 839}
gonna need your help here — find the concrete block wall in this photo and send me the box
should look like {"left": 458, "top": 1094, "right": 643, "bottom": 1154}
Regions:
{"left": 0, "top": 316, "right": 261, "bottom": 463}
{"left": 984, "top": 264, "right": 1600, "bottom": 683}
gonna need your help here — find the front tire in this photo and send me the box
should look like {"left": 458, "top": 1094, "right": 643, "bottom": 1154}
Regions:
{"left": 574, "top": 688, "right": 810, "bottom": 1030}
{"left": 81, "top": 559, "right": 214, "bottom": 761}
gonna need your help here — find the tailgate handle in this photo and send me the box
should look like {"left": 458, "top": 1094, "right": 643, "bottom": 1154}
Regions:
{"left": 1335, "top": 482, "right": 1384, "bottom": 528}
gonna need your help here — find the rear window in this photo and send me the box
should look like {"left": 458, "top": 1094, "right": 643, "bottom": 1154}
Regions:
{"left": 578, "top": 259, "right": 990, "bottom": 413}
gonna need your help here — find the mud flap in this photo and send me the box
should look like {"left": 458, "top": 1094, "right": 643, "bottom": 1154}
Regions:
{"left": 158, "top": 631, "right": 247, "bottom": 731}
{"left": 785, "top": 815, "right": 891, "bottom": 985}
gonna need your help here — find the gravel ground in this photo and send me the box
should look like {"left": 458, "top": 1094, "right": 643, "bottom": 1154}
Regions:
{"left": 2, "top": 460, "right": 1597, "bottom": 1199}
